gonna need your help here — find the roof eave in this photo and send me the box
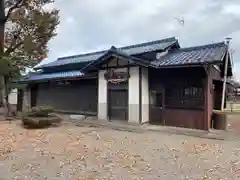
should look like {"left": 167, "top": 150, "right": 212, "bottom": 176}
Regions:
{"left": 81, "top": 49, "right": 149, "bottom": 73}
{"left": 34, "top": 66, "right": 43, "bottom": 70}
{"left": 150, "top": 60, "right": 223, "bottom": 69}
{"left": 14, "top": 74, "right": 97, "bottom": 84}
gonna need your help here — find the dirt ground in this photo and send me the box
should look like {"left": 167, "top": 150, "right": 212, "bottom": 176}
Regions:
{"left": 0, "top": 121, "right": 240, "bottom": 180}
{"left": 227, "top": 113, "right": 240, "bottom": 134}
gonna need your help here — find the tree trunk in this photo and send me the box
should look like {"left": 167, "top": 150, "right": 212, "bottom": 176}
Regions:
{"left": 0, "top": 21, "right": 4, "bottom": 108}
{"left": 0, "top": 81, "right": 3, "bottom": 106}
{"left": 4, "top": 76, "right": 13, "bottom": 117}
{"left": 0, "top": 75, "right": 4, "bottom": 108}
{"left": 0, "top": 0, "right": 6, "bottom": 115}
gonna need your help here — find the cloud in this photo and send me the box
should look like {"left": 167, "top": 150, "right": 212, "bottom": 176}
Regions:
{"left": 44, "top": 0, "right": 240, "bottom": 79}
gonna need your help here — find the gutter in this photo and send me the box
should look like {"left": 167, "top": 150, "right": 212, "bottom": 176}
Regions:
{"left": 13, "top": 75, "right": 98, "bottom": 84}
{"left": 149, "top": 59, "right": 227, "bottom": 69}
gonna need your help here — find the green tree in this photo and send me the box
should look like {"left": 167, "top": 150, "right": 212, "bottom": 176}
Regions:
{"left": 0, "top": 0, "right": 59, "bottom": 115}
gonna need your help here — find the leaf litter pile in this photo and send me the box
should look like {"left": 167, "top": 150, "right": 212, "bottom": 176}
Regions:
{"left": 0, "top": 122, "right": 240, "bottom": 180}
{"left": 0, "top": 126, "right": 17, "bottom": 157}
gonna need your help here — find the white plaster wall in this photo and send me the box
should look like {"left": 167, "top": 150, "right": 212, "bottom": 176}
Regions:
{"left": 98, "top": 70, "right": 108, "bottom": 120}
{"left": 8, "top": 89, "right": 17, "bottom": 105}
{"left": 128, "top": 66, "right": 140, "bottom": 123}
{"left": 114, "top": 67, "right": 127, "bottom": 73}
{"left": 141, "top": 68, "right": 149, "bottom": 123}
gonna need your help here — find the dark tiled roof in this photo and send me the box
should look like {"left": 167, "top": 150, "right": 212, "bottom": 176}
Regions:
{"left": 25, "top": 40, "right": 229, "bottom": 83}
{"left": 18, "top": 70, "right": 84, "bottom": 83}
{"left": 35, "top": 37, "right": 178, "bottom": 69}
{"left": 151, "top": 42, "right": 227, "bottom": 67}
{"left": 81, "top": 46, "right": 149, "bottom": 72}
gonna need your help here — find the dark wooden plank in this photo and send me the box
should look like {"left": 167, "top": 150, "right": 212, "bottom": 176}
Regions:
{"left": 108, "top": 89, "right": 128, "bottom": 121}
{"left": 36, "top": 79, "right": 98, "bottom": 113}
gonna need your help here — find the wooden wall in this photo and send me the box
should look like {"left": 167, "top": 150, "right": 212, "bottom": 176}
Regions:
{"left": 149, "top": 67, "right": 208, "bottom": 130}
{"left": 35, "top": 78, "right": 98, "bottom": 115}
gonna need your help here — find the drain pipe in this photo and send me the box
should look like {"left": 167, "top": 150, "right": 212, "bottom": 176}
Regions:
{"left": 221, "top": 37, "right": 232, "bottom": 111}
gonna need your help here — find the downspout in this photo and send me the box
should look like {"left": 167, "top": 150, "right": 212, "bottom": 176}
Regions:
{"left": 221, "top": 38, "right": 231, "bottom": 111}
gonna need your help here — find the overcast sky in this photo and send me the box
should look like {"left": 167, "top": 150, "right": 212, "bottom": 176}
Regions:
{"left": 40, "top": 0, "right": 240, "bottom": 80}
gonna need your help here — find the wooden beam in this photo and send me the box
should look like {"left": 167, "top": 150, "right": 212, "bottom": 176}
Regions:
{"left": 204, "top": 65, "right": 212, "bottom": 131}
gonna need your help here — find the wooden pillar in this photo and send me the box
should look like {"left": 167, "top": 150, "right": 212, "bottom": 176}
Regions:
{"left": 204, "top": 66, "right": 213, "bottom": 131}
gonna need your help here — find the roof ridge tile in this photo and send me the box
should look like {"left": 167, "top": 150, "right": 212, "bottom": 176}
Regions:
{"left": 177, "top": 42, "right": 226, "bottom": 52}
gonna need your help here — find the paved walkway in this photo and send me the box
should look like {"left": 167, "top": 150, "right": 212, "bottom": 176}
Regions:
{"left": 61, "top": 115, "right": 239, "bottom": 141}
{"left": 2, "top": 113, "right": 238, "bottom": 141}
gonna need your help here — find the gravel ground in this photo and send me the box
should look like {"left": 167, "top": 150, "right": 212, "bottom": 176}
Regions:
{"left": 0, "top": 121, "right": 240, "bottom": 180}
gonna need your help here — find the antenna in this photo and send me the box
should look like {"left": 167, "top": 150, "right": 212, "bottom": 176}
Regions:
{"left": 174, "top": 17, "right": 185, "bottom": 26}
{"left": 174, "top": 16, "right": 185, "bottom": 42}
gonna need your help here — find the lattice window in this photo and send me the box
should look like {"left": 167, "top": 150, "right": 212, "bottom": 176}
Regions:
{"left": 165, "top": 79, "right": 204, "bottom": 109}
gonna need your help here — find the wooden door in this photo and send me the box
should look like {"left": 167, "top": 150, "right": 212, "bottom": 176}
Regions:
{"left": 108, "top": 89, "right": 128, "bottom": 121}
{"left": 150, "top": 92, "right": 164, "bottom": 125}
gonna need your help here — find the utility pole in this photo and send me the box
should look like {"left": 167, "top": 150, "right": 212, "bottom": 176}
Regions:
{"left": 221, "top": 37, "right": 232, "bottom": 111}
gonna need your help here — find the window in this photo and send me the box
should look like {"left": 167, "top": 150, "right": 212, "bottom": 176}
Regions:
{"left": 165, "top": 80, "right": 204, "bottom": 109}
{"left": 151, "top": 91, "right": 163, "bottom": 107}
{"left": 183, "top": 87, "right": 203, "bottom": 97}
{"left": 184, "top": 88, "right": 191, "bottom": 96}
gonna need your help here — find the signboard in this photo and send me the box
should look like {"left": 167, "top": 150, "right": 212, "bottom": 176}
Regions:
{"left": 56, "top": 80, "right": 70, "bottom": 86}
{"left": 104, "top": 69, "right": 130, "bottom": 84}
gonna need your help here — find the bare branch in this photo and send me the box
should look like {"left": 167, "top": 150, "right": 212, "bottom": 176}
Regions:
{"left": 4, "top": 28, "right": 22, "bottom": 54}
{"left": 5, "top": 0, "right": 24, "bottom": 22}
{"left": 5, "top": 41, "right": 22, "bottom": 55}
